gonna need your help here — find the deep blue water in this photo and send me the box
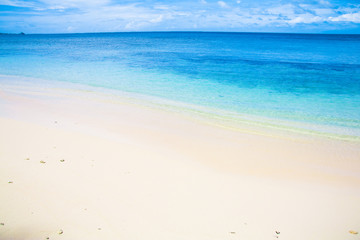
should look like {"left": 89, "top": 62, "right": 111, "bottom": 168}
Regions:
{"left": 1, "top": 32, "right": 360, "bottom": 137}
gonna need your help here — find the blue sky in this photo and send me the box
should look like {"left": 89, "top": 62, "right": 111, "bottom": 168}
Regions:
{"left": 0, "top": 0, "right": 360, "bottom": 33}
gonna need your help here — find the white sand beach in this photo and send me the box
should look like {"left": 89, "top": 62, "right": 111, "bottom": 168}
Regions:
{"left": 1, "top": 75, "right": 360, "bottom": 240}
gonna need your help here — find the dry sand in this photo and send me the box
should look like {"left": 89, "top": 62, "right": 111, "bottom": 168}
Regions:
{"left": 1, "top": 76, "right": 360, "bottom": 240}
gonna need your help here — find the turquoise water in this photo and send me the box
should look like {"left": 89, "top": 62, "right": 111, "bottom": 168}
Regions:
{"left": 1, "top": 32, "right": 360, "bottom": 138}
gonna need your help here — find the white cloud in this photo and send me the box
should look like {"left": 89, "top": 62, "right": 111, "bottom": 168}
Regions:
{"left": 313, "top": 8, "right": 334, "bottom": 16}
{"left": 287, "top": 14, "right": 323, "bottom": 24}
{"left": 38, "top": 0, "right": 110, "bottom": 10}
{"left": 25, "top": 3, "right": 182, "bottom": 32}
{"left": 330, "top": 12, "right": 360, "bottom": 23}
{"left": 149, "top": 15, "right": 164, "bottom": 23}
{"left": 2, "top": 0, "right": 360, "bottom": 33}
{"left": 48, "top": 5, "right": 66, "bottom": 10}
{"left": 0, "top": 0, "right": 35, "bottom": 7}
{"left": 318, "top": 0, "right": 331, "bottom": 6}
{"left": 217, "top": 1, "right": 228, "bottom": 8}
{"left": 154, "top": 5, "right": 170, "bottom": 10}
{"left": 267, "top": 4, "right": 296, "bottom": 15}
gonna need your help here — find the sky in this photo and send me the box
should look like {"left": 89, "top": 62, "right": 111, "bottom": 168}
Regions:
{"left": 0, "top": 0, "right": 360, "bottom": 34}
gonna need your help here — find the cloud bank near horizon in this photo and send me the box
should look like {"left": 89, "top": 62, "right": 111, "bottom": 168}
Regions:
{"left": 0, "top": 0, "right": 360, "bottom": 33}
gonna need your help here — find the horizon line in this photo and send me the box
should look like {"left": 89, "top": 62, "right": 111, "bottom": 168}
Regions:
{"left": 2, "top": 30, "right": 360, "bottom": 35}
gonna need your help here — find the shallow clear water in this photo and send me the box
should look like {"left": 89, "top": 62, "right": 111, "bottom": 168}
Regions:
{"left": 1, "top": 32, "right": 360, "bottom": 137}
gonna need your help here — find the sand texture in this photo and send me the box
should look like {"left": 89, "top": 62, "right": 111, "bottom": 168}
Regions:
{"left": 1, "top": 77, "right": 360, "bottom": 240}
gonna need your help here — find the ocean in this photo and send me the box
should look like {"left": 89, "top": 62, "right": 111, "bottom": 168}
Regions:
{"left": 0, "top": 32, "right": 360, "bottom": 139}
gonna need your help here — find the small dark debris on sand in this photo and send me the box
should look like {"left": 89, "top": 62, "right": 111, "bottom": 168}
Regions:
{"left": 40, "top": 161, "right": 46, "bottom": 164}
{"left": 230, "top": 232, "right": 235, "bottom": 234}
{"left": 58, "top": 229, "right": 63, "bottom": 235}
{"left": 0, "top": 223, "right": 4, "bottom": 226}
{"left": 25, "top": 158, "right": 30, "bottom": 160}
{"left": 98, "top": 228, "right": 102, "bottom": 230}
{"left": 8, "top": 181, "right": 13, "bottom": 184}
{"left": 60, "top": 159, "right": 65, "bottom": 162}
{"left": 349, "top": 230, "right": 358, "bottom": 234}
